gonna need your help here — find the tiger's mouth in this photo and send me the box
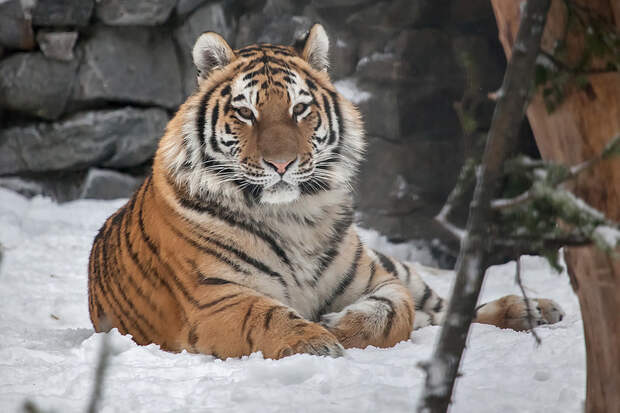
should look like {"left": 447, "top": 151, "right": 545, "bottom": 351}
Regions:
{"left": 260, "top": 181, "right": 301, "bottom": 204}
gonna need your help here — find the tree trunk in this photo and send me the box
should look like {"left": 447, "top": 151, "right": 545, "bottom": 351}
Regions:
{"left": 490, "top": 1, "right": 620, "bottom": 412}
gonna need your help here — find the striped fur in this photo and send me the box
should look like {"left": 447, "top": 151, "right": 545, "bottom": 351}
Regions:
{"left": 88, "top": 25, "right": 564, "bottom": 359}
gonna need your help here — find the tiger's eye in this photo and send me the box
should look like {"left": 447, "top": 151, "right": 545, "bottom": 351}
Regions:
{"left": 237, "top": 107, "right": 253, "bottom": 119}
{"left": 293, "top": 103, "right": 307, "bottom": 116}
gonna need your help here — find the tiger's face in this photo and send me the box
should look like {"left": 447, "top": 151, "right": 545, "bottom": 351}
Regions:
{"left": 163, "top": 24, "right": 364, "bottom": 206}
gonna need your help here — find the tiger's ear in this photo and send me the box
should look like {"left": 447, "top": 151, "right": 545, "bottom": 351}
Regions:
{"left": 192, "top": 32, "right": 235, "bottom": 81}
{"left": 295, "top": 24, "right": 329, "bottom": 72}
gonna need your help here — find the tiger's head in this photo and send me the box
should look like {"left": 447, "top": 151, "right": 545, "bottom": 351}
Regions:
{"left": 160, "top": 24, "right": 364, "bottom": 206}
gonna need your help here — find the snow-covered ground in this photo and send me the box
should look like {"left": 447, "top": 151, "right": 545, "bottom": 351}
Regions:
{"left": 0, "top": 188, "right": 585, "bottom": 412}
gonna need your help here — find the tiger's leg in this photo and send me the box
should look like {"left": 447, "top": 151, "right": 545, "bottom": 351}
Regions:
{"left": 179, "top": 282, "right": 344, "bottom": 359}
{"left": 375, "top": 255, "right": 565, "bottom": 331}
{"left": 474, "top": 295, "right": 565, "bottom": 331}
{"left": 320, "top": 268, "right": 415, "bottom": 349}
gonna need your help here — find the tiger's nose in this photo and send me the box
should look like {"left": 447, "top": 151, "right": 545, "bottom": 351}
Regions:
{"left": 264, "top": 157, "right": 296, "bottom": 175}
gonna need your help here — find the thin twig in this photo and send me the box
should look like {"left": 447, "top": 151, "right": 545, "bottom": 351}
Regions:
{"left": 86, "top": 330, "right": 112, "bottom": 413}
{"left": 515, "top": 257, "right": 542, "bottom": 345}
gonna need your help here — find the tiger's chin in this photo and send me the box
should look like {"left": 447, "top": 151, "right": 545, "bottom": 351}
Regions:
{"left": 260, "top": 181, "right": 301, "bottom": 204}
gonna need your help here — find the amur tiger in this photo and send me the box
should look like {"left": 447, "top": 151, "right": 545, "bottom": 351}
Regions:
{"left": 88, "top": 24, "right": 565, "bottom": 359}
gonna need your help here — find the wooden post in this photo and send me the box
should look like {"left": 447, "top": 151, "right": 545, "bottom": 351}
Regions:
{"left": 490, "top": 1, "right": 620, "bottom": 412}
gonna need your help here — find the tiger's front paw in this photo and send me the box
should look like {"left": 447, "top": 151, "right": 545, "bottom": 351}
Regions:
{"left": 277, "top": 322, "right": 344, "bottom": 359}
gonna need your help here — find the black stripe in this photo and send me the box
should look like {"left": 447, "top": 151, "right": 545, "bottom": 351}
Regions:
{"left": 364, "top": 261, "right": 377, "bottom": 294}
{"left": 374, "top": 251, "right": 396, "bottom": 276}
{"left": 329, "top": 91, "right": 344, "bottom": 142}
{"left": 264, "top": 306, "right": 279, "bottom": 330}
{"left": 433, "top": 299, "right": 444, "bottom": 313}
{"left": 188, "top": 324, "right": 199, "bottom": 347}
{"left": 403, "top": 263, "right": 412, "bottom": 285}
{"left": 210, "top": 101, "right": 221, "bottom": 154}
{"left": 368, "top": 296, "right": 396, "bottom": 338}
{"left": 198, "top": 293, "right": 241, "bottom": 310}
{"left": 242, "top": 299, "right": 258, "bottom": 333}
{"left": 169, "top": 180, "right": 295, "bottom": 283}
{"left": 207, "top": 298, "right": 245, "bottom": 315}
{"left": 417, "top": 284, "right": 432, "bottom": 311}
{"left": 200, "top": 277, "right": 235, "bottom": 285}
{"left": 129, "top": 183, "right": 202, "bottom": 313}
{"left": 318, "top": 241, "right": 363, "bottom": 315}
{"left": 162, "top": 214, "right": 289, "bottom": 295}
{"left": 98, "top": 215, "right": 155, "bottom": 341}
{"left": 322, "top": 94, "right": 338, "bottom": 146}
{"left": 310, "top": 209, "right": 354, "bottom": 285}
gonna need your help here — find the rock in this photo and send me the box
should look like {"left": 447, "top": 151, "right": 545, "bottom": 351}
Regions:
{"left": 36, "top": 31, "right": 78, "bottom": 61}
{"left": 174, "top": 2, "right": 233, "bottom": 98}
{"left": 0, "top": 52, "right": 77, "bottom": 120}
{"left": 0, "top": 107, "right": 168, "bottom": 175}
{"left": 72, "top": 26, "right": 183, "bottom": 109}
{"left": 95, "top": 0, "right": 176, "bottom": 26}
{"left": 358, "top": 29, "right": 464, "bottom": 93}
{"left": 329, "top": 30, "right": 358, "bottom": 79}
{"left": 176, "top": 0, "right": 210, "bottom": 16}
{"left": 0, "top": 0, "right": 35, "bottom": 50}
{"left": 235, "top": 0, "right": 311, "bottom": 48}
{"left": 80, "top": 168, "right": 143, "bottom": 200}
{"left": 346, "top": 0, "right": 443, "bottom": 30}
{"left": 0, "top": 172, "right": 86, "bottom": 202}
{"left": 32, "top": 0, "right": 94, "bottom": 26}
{"left": 354, "top": 135, "right": 463, "bottom": 259}
{"left": 312, "top": 0, "right": 372, "bottom": 7}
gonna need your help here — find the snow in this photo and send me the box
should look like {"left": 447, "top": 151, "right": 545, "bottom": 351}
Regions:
{"left": 334, "top": 78, "right": 371, "bottom": 104}
{"left": 0, "top": 188, "right": 585, "bottom": 412}
{"left": 593, "top": 225, "right": 620, "bottom": 249}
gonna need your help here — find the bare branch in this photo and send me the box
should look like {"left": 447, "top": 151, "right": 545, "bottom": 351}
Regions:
{"left": 417, "top": 1, "right": 551, "bottom": 411}
{"left": 86, "top": 327, "right": 112, "bottom": 413}
{"left": 515, "top": 257, "right": 542, "bottom": 345}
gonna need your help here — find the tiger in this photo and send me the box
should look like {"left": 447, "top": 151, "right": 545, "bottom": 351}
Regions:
{"left": 88, "top": 24, "right": 565, "bottom": 359}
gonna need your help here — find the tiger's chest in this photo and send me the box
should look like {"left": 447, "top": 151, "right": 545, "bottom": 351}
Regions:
{"left": 196, "top": 211, "right": 349, "bottom": 320}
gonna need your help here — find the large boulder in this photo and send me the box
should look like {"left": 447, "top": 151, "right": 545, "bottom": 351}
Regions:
{"left": 95, "top": 0, "right": 177, "bottom": 26}
{"left": 72, "top": 26, "right": 183, "bottom": 109}
{"left": 0, "top": 107, "right": 168, "bottom": 175}
{"left": 32, "top": 0, "right": 94, "bottom": 26}
{"left": 174, "top": 2, "right": 234, "bottom": 98}
{"left": 0, "top": 52, "right": 78, "bottom": 120}
{"left": 0, "top": 0, "right": 35, "bottom": 50}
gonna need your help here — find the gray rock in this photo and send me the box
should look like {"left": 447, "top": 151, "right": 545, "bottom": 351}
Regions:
{"left": 174, "top": 1, "right": 233, "bottom": 97}
{"left": 36, "top": 31, "right": 78, "bottom": 61}
{"left": 95, "top": 0, "right": 176, "bottom": 26}
{"left": 354, "top": 135, "right": 462, "bottom": 253}
{"left": 72, "top": 26, "right": 183, "bottom": 109}
{"left": 0, "top": 107, "right": 168, "bottom": 175}
{"left": 80, "top": 168, "right": 143, "bottom": 200}
{"left": 0, "top": 0, "right": 35, "bottom": 50}
{"left": 347, "top": 0, "right": 444, "bottom": 30}
{"left": 329, "top": 30, "right": 358, "bottom": 79}
{"left": 175, "top": 0, "right": 211, "bottom": 16}
{"left": 0, "top": 52, "right": 78, "bottom": 120}
{"left": 32, "top": 0, "right": 94, "bottom": 26}
{"left": 235, "top": 1, "right": 311, "bottom": 49}
{"left": 312, "top": 0, "right": 371, "bottom": 7}
{"left": 0, "top": 171, "right": 86, "bottom": 202}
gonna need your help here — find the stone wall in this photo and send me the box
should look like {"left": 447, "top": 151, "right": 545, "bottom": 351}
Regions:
{"left": 0, "top": 0, "right": 520, "bottom": 265}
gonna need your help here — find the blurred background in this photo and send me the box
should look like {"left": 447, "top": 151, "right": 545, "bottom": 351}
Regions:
{"left": 0, "top": 0, "right": 540, "bottom": 267}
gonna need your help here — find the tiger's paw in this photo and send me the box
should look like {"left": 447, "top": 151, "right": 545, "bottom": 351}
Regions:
{"left": 477, "top": 294, "right": 565, "bottom": 331}
{"left": 277, "top": 322, "right": 344, "bottom": 359}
